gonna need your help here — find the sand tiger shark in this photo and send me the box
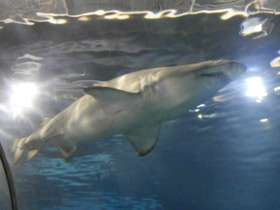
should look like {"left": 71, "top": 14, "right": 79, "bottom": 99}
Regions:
{"left": 10, "top": 60, "right": 246, "bottom": 164}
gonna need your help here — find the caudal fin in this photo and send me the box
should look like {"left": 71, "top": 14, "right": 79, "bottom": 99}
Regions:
{"left": 11, "top": 137, "right": 78, "bottom": 164}
{"left": 10, "top": 137, "right": 40, "bottom": 164}
{"left": 10, "top": 138, "right": 27, "bottom": 164}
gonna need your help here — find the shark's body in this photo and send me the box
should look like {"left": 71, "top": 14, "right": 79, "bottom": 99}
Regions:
{"left": 11, "top": 60, "right": 246, "bottom": 164}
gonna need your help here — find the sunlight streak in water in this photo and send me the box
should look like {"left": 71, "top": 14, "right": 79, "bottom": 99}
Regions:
{"left": 245, "top": 77, "right": 267, "bottom": 102}
{"left": 9, "top": 82, "right": 38, "bottom": 116}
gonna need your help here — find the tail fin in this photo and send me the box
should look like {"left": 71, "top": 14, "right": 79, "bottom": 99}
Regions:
{"left": 10, "top": 138, "right": 27, "bottom": 164}
{"left": 10, "top": 137, "right": 41, "bottom": 164}
{"left": 11, "top": 137, "right": 78, "bottom": 164}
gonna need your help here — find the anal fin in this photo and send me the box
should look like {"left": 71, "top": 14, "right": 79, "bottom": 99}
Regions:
{"left": 124, "top": 125, "right": 161, "bottom": 156}
{"left": 57, "top": 145, "right": 78, "bottom": 161}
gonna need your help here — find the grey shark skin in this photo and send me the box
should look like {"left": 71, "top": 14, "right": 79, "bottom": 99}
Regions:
{"left": 11, "top": 60, "right": 246, "bottom": 164}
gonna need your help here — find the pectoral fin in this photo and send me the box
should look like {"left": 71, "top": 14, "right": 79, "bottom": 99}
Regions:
{"left": 84, "top": 87, "right": 140, "bottom": 115}
{"left": 124, "top": 125, "right": 161, "bottom": 156}
{"left": 57, "top": 145, "right": 78, "bottom": 161}
{"left": 27, "top": 149, "right": 38, "bottom": 161}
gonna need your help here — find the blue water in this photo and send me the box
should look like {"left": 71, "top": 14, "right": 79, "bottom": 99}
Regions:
{"left": 0, "top": 11, "right": 280, "bottom": 210}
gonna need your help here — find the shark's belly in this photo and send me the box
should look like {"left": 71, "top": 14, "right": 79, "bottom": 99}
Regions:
{"left": 61, "top": 96, "right": 179, "bottom": 144}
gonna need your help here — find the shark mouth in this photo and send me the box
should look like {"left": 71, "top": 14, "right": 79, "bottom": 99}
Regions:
{"left": 198, "top": 72, "right": 230, "bottom": 82}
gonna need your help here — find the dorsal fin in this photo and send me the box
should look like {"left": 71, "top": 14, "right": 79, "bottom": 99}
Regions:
{"left": 84, "top": 87, "right": 140, "bottom": 115}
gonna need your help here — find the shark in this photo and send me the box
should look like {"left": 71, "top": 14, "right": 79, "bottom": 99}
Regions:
{"left": 10, "top": 60, "right": 246, "bottom": 164}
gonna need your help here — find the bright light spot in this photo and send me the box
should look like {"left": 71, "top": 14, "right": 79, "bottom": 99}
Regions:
{"left": 274, "top": 86, "right": 280, "bottom": 91}
{"left": 118, "top": 15, "right": 130, "bottom": 20}
{"left": 204, "top": 113, "right": 220, "bottom": 119}
{"left": 198, "top": 114, "right": 203, "bottom": 119}
{"left": 270, "top": 57, "right": 280, "bottom": 68}
{"left": 11, "top": 107, "right": 22, "bottom": 117}
{"left": 247, "top": 66, "right": 259, "bottom": 72}
{"left": 95, "top": 10, "right": 105, "bottom": 16}
{"left": 9, "top": 82, "right": 38, "bottom": 116}
{"left": 274, "top": 86, "right": 280, "bottom": 95}
{"left": 51, "top": 19, "right": 68, "bottom": 24}
{"left": 260, "top": 118, "right": 268, "bottom": 123}
{"left": 189, "top": 108, "right": 200, "bottom": 113}
{"left": 245, "top": 77, "right": 267, "bottom": 102}
{"left": 78, "top": 16, "right": 91, "bottom": 21}
{"left": 197, "top": 104, "right": 207, "bottom": 108}
{"left": 104, "top": 13, "right": 130, "bottom": 20}
{"left": 240, "top": 17, "right": 263, "bottom": 35}
{"left": 220, "top": 9, "right": 241, "bottom": 20}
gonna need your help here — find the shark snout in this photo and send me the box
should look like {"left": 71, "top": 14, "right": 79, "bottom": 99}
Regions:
{"left": 227, "top": 61, "right": 247, "bottom": 79}
{"left": 197, "top": 60, "right": 246, "bottom": 82}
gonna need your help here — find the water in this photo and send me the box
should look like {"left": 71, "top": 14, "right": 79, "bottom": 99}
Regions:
{"left": 0, "top": 10, "right": 280, "bottom": 210}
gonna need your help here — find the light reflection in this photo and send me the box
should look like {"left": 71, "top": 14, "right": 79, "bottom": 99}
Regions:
{"left": 270, "top": 56, "right": 280, "bottom": 68}
{"left": 189, "top": 104, "right": 207, "bottom": 113}
{"left": 245, "top": 77, "right": 267, "bottom": 102}
{"left": 78, "top": 16, "right": 91, "bottom": 21}
{"left": 9, "top": 82, "right": 38, "bottom": 116}
{"left": 197, "top": 104, "right": 207, "bottom": 108}
{"left": 260, "top": 118, "right": 269, "bottom": 123}
{"left": 239, "top": 16, "right": 273, "bottom": 39}
{"left": 240, "top": 17, "right": 263, "bottom": 35}
{"left": 197, "top": 113, "right": 221, "bottom": 119}
{"left": 36, "top": 13, "right": 68, "bottom": 24}
{"left": 50, "top": 19, "right": 68, "bottom": 24}
{"left": 189, "top": 109, "right": 200, "bottom": 113}
{"left": 104, "top": 14, "right": 130, "bottom": 20}
{"left": 3, "top": 6, "right": 273, "bottom": 25}
{"left": 274, "top": 86, "right": 280, "bottom": 95}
